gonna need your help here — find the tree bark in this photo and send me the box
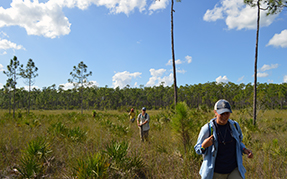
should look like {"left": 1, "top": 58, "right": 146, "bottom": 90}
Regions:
{"left": 253, "top": 1, "right": 260, "bottom": 126}
{"left": 171, "top": 0, "right": 178, "bottom": 107}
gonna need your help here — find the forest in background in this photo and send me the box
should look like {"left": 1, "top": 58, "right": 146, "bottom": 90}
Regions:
{"left": 0, "top": 81, "right": 286, "bottom": 111}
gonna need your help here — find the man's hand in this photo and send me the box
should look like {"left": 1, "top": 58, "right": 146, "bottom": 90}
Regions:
{"left": 243, "top": 148, "right": 253, "bottom": 158}
{"left": 202, "top": 135, "right": 214, "bottom": 149}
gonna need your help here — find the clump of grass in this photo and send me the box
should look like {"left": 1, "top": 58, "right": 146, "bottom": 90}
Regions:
{"left": 73, "top": 152, "right": 109, "bottom": 179}
{"left": 14, "top": 136, "right": 52, "bottom": 178}
{"left": 99, "top": 118, "right": 129, "bottom": 136}
{"left": 48, "top": 122, "right": 87, "bottom": 142}
{"left": 67, "top": 126, "right": 87, "bottom": 142}
{"left": 103, "top": 140, "right": 145, "bottom": 177}
{"left": 104, "top": 140, "right": 129, "bottom": 169}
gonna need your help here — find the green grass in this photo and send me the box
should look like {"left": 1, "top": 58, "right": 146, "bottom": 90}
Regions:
{"left": 0, "top": 109, "right": 287, "bottom": 178}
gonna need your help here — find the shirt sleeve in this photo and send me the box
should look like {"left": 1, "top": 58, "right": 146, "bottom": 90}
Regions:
{"left": 194, "top": 123, "right": 210, "bottom": 155}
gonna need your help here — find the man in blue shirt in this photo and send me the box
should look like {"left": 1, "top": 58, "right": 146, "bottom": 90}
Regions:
{"left": 194, "top": 99, "right": 253, "bottom": 179}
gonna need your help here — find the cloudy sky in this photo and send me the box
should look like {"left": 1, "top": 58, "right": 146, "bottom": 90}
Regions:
{"left": 0, "top": 0, "right": 286, "bottom": 90}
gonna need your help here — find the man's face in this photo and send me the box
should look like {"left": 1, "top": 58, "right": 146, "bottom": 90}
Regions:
{"left": 142, "top": 110, "right": 146, "bottom": 114}
{"left": 215, "top": 110, "right": 230, "bottom": 125}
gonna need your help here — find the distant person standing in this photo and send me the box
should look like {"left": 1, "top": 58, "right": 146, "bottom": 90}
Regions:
{"left": 129, "top": 108, "right": 136, "bottom": 123}
{"left": 137, "top": 107, "right": 150, "bottom": 142}
{"left": 194, "top": 99, "right": 253, "bottom": 179}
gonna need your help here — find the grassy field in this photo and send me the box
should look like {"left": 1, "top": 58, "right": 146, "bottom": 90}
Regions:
{"left": 0, "top": 108, "right": 287, "bottom": 178}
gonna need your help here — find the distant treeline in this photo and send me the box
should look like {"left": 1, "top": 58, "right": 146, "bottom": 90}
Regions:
{"left": 0, "top": 82, "right": 286, "bottom": 111}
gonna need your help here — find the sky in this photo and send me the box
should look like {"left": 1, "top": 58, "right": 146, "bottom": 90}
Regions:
{"left": 0, "top": 0, "right": 286, "bottom": 90}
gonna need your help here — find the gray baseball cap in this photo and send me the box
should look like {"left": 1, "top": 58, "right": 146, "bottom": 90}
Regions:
{"left": 214, "top": 99, "right": 232, "bottom": 114}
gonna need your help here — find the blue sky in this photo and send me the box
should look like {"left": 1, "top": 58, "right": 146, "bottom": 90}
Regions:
{"left": 0, "top": 0, "right": 286, "bottom": 90}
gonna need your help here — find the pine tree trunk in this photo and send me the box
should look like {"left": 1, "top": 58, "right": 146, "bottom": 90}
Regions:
{"left": 171, "top": 0, "right": 178, "bottom": 107}
{"left": 28, "top": 79, "right": 31, "bottom": 115}
{"left": 13, "top": 86, "right": 15, "bottom": 118}
{"left": 81, "top": 86, "right": 83, "bottom": 114}
{"left": 253, "top": 1, "right": 260, "bottom": 126}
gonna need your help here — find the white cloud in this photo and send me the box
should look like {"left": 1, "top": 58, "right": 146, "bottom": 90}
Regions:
{"left": 203, "top": 4, "right": 224, "bottom": 22}
{"left": 150, "top": 68, "right": 166, "bottom": 77}
{"left": 146, "top": 68, "right": 173, "bottom": 87}
{"left": 88, "top": 80, "right": 99, "bottom": 87}
{"left": 267, "top": 29, "right": 287, "bottom": 48}
{"left": 0, "top": 0, "right": 170, "bottom": 39}
{"left": 284, "top": 75, "right": 287, "bottom": 83}
{"left": 166, "top": 59, "right": 172, "bottom": 66}
{"left": 203, "top": 0, "right": 278, "bottom": 30}
{"left": 49, "top": 0, "right": 147, "bottom": 14}
{"left": 257, "top": 72, "right": 269, "bottom": 77}
{"left": 160, "top": 73, "right": 173, "bottom": 86}
{"left": 166, "top": 56, "right": 192, "bottom": 67}
{"left": 185, "top": 55, "right": 192, "bottom": 63}
{"left": 60, "top": 80, "right": 99, "bottom": 90}
{"left": 0, "top": 0, "right": 71, "bottom": 38}
{"left": 166, "top": 59, "right": 184, "bottom": 66}
{"left": 0, "top": 64, "right": 4, "bottom": 71}
{"left": 175, "top": 59, "right": 183, "bottom": 65}
{"left": 134, "top": 82, "right": 138, "bottom": 87}
{"left": 177, "top": 69, "right": 186, "bottom": 74}
{"left": 47, "top": 0, "right": 148, "bottom": 14}
{"left": 0, "top": 31, "right": 9, "bottom": 38}
{"left": 146, "top": 76, "right": 158, "bottom": 87}
{"left": 0, "top": 38, "right": 25, "bottom": 50}
{"left": 24, "top": 85, "right": 40, "bottom": 91}
{"left": 260, "top": 64, "right": 278, "bottom": 71}
{"left": 95, "top": 0, "right": 147, "bottom": 15}
{"left": 112, "top": 71, "right": 141, "bottom": 89}
{"left": 60, "top": 82, "right": 74, "bottom": 90}
{"left": 0, "top": 0, "right": 170, "bottom": 38}
{"left": 149, "top": 0, "right": 169, "bottom": 14}
{"left": 237, "top": 75, "right": 244, "bottom": 82}
{"left": 216, "top": 75, "right": 229, "bottom": 83}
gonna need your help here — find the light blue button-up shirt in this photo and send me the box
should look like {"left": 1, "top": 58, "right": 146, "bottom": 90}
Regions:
{"left": 194, "top": 118, "right": 247, "bottom": 179}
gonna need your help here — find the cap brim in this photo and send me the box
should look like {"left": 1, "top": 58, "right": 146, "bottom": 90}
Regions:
{"left": 217, "top": 108, "right": 232, "bottom": 115}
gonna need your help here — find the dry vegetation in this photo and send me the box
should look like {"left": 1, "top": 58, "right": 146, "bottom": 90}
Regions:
{"left": 0, "top": 108, "right": 286, "bottom": 178}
